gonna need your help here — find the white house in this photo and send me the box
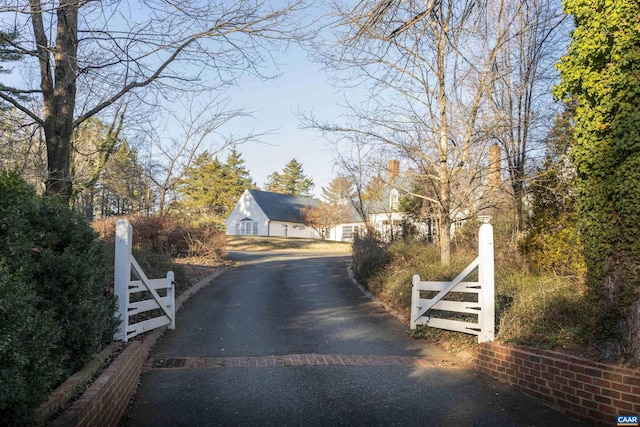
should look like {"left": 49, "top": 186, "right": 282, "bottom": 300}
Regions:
{"left": 226, "top": 161, "right": 445, "bottom": 242}
{"left": 225, "top": 189, "right": 322, "bottom": 238}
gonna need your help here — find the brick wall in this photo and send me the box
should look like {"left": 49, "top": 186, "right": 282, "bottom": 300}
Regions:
{"left": 476, "top": 341, "right": 640, "bottom": 425}
{"left": 49, "top": 341, "right": 146, "bottom": 427}
{"left": 42, "top": 267, "right": 232, "bottom": 426}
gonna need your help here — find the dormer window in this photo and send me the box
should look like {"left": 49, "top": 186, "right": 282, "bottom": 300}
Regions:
{"left": 390, "top": 189, "right": 399, "bottom": 211}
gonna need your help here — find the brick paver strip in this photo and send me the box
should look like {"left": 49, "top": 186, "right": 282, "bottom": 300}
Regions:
{"left": 148, "top": 354, "right": 461, "bottom": 370}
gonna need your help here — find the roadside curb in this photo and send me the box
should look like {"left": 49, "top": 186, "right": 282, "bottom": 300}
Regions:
{"left": 346, "top": 262, "right": 408, "bottom": 324}
{"left": 346, "top": 262, "right": 475, "bottom": 367}
{"left": 42, "top": 264, "right": 233, "bottom": 426}
{"left": 140, "top": 265, "right": 233, "bottom": 371}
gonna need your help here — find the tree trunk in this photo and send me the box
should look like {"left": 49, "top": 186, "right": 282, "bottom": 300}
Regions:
{"left": 437, "top": 24, "right": 451, "bottom": 266}
{"left": 511, "top": 176, "right": 525, "bottom": 232}
{"left": 35, "top": 0, "right": 78, "bottom": 204}
{"left": 159, "top": 187, "right": 167, "bottom": 216}
{"left": 629, "top": 297, "right": 640, "bottom": 362}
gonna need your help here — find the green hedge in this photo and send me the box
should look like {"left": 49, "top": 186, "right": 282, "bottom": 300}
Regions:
{"left": 0, "top": 171, "right": 118, "bottom": 425}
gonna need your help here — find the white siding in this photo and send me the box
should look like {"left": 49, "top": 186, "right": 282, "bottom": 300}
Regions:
{"left": 327, "top": 222, "right": 365, "bottom": 242}
{"left": 369, "top": 212, "right": 405, "bottom": 241}
{"left": 269, "top": 221, "right": 320, "bottom": 239}
{"left": 225, "top": 190, "right": 270, "bottom": 236}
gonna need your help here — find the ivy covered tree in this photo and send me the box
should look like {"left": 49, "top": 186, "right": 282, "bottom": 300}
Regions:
{"left": 555, "top": 0, "right": 640, "bottom": 361}
{"left": 522, "top": 109, "right": 583, "bottom": 275}
{"left": 264, "top": 158, "right": 314, "bottom": 197}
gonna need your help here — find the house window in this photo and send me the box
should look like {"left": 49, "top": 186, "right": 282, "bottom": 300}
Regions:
{"left": 342, "top": 225, "right": 354, "bottom": 241}
{"left": 238, "top": 218, "right": 257, "bottom": 235}
{"left": 282, "top": 224, "right": 288, "bottom": 237}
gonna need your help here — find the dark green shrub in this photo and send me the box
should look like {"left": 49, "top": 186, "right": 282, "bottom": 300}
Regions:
{"left": 0, "top": 170, "right": 117, "bottom": 424}
{"left": 0, "top": 266, "right": 60, "bottom": 426}
{"left": 21, "top": 196, "right": 117, "bottom": 373}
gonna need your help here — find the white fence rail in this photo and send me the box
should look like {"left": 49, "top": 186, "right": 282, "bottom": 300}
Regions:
{"left": 114, "top": 219, "right": 175, "bottom": 342}
{"left": 410, "top": 223, "right": 495, "bottom": 343}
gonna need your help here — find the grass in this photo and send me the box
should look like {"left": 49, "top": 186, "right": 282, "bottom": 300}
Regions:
{"left": 226, "top": 235, "right": 352, "bottom": 253}
{"left": 353, "top": 237, "right": 593, "bottom": 356}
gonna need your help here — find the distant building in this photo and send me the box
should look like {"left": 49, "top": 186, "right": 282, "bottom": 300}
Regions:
{"left": 226, "top": 161, "right": 442, "bottom": 242}
{"left": 225, "top": 189, "right": 321, "bottom": 238}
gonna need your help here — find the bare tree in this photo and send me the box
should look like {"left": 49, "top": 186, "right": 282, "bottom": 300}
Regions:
{"left": 301, "top": 202, "right": 349, "bottom": 240}
{"left": 0, "top": 106, "right": 46, "bottom": 186}
{"left": 0, "top": 0, "right": 309, "bottom": 203}
{"left": 487, "top": 0, "right": 567, "bottom": 230}
{"left": 307, "top": 0, "right": 513, "bottom": 264}
{"left": 70, "top": 112, "right": 125, "bottom": 219}
{"left": 323, "top": 130, "right": 387, "bottom": 226}
{"left": 145, "top": 96, "right": 254, "bottom": 216}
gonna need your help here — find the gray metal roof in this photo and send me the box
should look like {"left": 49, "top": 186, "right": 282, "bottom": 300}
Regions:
{"left": 249, "top": 189, "right": 321, "bottom": 223}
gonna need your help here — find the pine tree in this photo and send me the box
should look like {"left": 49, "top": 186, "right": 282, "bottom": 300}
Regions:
{"left": 224, "top": 147, "right": 256, "bottom": 206}
{"left": 177, "top": 148, "right": 255, "bottom": 224}
{"left": 177, "top": 152, "right": 226, "bottom": 218}
{"left": 0, "top": 30, "right": 22, "bottom": 81}
{"left": 220, "top": 147, "right": 255, "bottom": 213}
{"left": 264, "top": 158, "right": 314, "bottom": 196}
{"left": 98, "top": 141, "right": 148, "bottom": 217}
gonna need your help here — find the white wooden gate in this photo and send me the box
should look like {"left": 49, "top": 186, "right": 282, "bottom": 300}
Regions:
{"left": 114, "top": 219, "right": 175, "bottom": 342}
{"left": 410, "top": 223, "right": 495, "bottom": 343}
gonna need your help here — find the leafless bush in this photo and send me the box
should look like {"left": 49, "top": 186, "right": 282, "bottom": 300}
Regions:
{"left": 186, "top": 225, "right": 227, "bottom": 261}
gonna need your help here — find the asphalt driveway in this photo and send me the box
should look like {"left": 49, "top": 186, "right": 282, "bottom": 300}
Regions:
{"left": 120, "top": 250, "right": 586, "bottom": 427}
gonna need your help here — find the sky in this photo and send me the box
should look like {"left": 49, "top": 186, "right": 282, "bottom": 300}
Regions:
{"left": 2, "top": 2, "right": 362, "bottom": 199}
{"left": 214, "top": 45, "right": 353, "bottom": 198}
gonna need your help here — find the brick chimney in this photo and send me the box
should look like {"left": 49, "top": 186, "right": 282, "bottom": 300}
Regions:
{"left": 489, "top": 145, "right": 501, "bottom": 187}
{"left": 387, "top": 159, "right": 400, "bottom": 182}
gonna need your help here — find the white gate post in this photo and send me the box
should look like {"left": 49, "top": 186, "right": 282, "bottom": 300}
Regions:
{"left": 114, "top": 219, "right": 132, "bottom": 342}
{"left": 167, "top": 271, "right": 175, "bottom": 330}
{"left": 478, "top": 223, "right": 495, "bottom": 343}
{"left": 410, "top": 275, "right": 420, "bottom": 330}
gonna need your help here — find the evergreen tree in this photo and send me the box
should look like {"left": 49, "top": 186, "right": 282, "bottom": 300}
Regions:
{"left": 177, "top": 148, "right": 255, "bottom": 224}
{"left": 177, "top": 152, "right": 226, "bottom": 218}
{"left": 555, "top": 0, "right": 640, "bottom": 361}
{"left": 0, "top": 30, "right": 22, "bottom": 81}
{"left": 98, "top": 141, "right": 148, "bottom": 217}
{"left": 264, "top": 158, "right": 314, "bottom": 197}
{"left": 220, "top": 147, "right": 255, "bottom": 213}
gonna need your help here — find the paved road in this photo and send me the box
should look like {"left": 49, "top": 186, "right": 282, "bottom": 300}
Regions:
{"left": 121, "top": 251, "right": 586, "bottom": 427}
